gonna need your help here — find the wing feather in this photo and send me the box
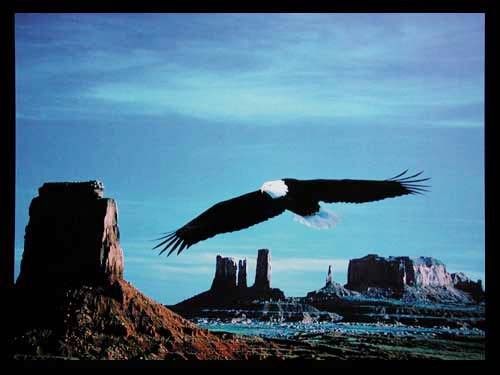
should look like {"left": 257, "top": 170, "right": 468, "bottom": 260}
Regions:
{"left": 289, "top": 171, "right": 430, "bottom": 204}
{"left": 155, "top": 190, "right": 286, "bottom": 256}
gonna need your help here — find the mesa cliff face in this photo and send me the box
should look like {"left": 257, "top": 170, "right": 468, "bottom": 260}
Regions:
{"left": 346, "top": 254, "right": 454, "bottom": 291}
{"left": 211, "top": 255, "right": 238, "bottom": 291}
{"left": 254, "top": 249, "right": 272, "bottom": 290}
{"left": 338, "top": 254, "right": 483, "bottom": 305}
{"left": 451, "top": 272, "right": 484, "bottom": 302}
{"left": 238, "top": 259, "right": 248, "bottom": 289}
{"left": 16, "top": 181, "right": 124, "bottom": 287}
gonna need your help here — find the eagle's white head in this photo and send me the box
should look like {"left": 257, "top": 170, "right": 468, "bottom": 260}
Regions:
{"left": 260, "top": 180, "right": 288, "bottom": 199}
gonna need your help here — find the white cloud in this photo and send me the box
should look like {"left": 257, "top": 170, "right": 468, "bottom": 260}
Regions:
{"left": 16, "top": 13, "right": 484, "bottom": 129}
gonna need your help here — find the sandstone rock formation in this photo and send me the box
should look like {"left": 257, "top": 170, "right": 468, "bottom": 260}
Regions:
{"left": 412, "top": 257, "right": 452, "bottom": 287}
{"left": 306, "top": 265, "right": 359, "bottom": 301}
{"left": 346, "top": 254, "right": 454, "bottom": 291}
{"left": 342, "top": 254, "right": 482, "bottom": 305}
{"left": 208, "top": 251, "right": 275, "bottom": 294}
{"left": 238, "top": 259, "right": 247, "bottom": 289}
{"left": 325, "top": 265, "right": 333, "bottom": 287}
{"left": 254, "top": 249, "right": 271, "bottom": 290}
{"left": 210, "top": 256, "right": 238, "bottom": 291}
{"left": 16, "top": 181, "right": 123, "bottom": 287}
{"left": 451, "top": 272, "right": 484, "bottom": 302}
{"left": 171, "top": 250, "right": 285, "bottom": 317}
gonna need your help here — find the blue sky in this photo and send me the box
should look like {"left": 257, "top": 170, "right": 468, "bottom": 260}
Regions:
{"left": 15, "top": 13, "right": 484, "bottom": 304}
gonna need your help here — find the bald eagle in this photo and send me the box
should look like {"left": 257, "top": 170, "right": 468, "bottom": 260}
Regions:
{"left": 154, "top": 170, "right": 430, "bottom": 256}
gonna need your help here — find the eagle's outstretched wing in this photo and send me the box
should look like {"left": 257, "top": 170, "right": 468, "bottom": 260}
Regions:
{"left": 155, "top": 171, "right": 430, "bottom": 256}
{"left": 286, "top": 170, "right": 430, "bottom": 204}
{"left": 154, "top": 190, "right": 286, "bottom": 256}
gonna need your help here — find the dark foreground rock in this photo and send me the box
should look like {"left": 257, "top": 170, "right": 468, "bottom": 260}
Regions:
{"left": 308, "top": 298, "right": 484, "bottom": 329}
{"left": 278, "top": 331, "right": 485, "bottom": 360}
{"left": 195, "top": 320, "right": 486, "bottom": 360}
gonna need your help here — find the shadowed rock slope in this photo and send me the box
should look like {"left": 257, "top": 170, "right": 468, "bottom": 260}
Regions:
{"left": 5, "top": 280, "right": 262, "bottom": 360}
